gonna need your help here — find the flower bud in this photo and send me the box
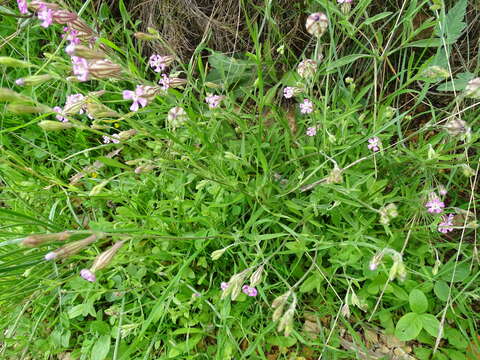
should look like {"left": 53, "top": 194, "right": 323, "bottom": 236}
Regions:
{"left": 38, "top": 120, "right": 74, "bottom": 131}
{"left": 134, "top": 164, "right": 156, "bottom": 174}
{"left": 340, "top": 1, "right": 352, "bottom": 14}
{"left": 249, "top": 265, "right": 264, "bottom": 287}
{"left": 88, "top": 60, "right": 122, "bottom": 79}
{"left": 22, "top": 231, "right": 72, "bottom": 247}
{"left": 465, "top": 77, "right": 480, "bottom": 99}
{"left": 72, "top": 45, "right": 106, "bottom": 60}
{"left": 168, "top": 77, "right": 188, "bottom": 88}
{"left": 90, "top": 240, "right": 125, "bottom": 272}
{"left": 461, "top": 164, "right": 475, "bottom": 177}
{"left": 369, "top": 251, "right": 384, "bottom": 271}
{"left": 28, "top": 1, "right": 60, "bottom": 11}
{"left": 341, "top": 303, "right": 350, "bottom": 318}
{"left": 52, "top": 9, "right": 78, "bottom": 24}
{"left": 133, "top": 32, "right": 159, "bottom": 40}
{"left": 85, "top": 103, "right": 121, "bottom": 119}
{"left": 0, "top": 57, "right": 32, "bottom": 68}
{"left": 138, "top": 85, "right": 160, "bottom": 102}
{"left": 167, "top": 106, "right": 188, "bottom": 129}
{"left": 211, "top": 248, "right": 227, "bottom": 260}
{"left": 325, "top": 165, "right": 343, "bottom": 184}
{"left": 272, "top": 304, "right": 285, "bottom": 322}
{"left": 44, "top": 233, "right": 99, "bottom": 261}
{"left": 305, "top": 12, "right": 328, "bottom": 38}
{"left": 444, "top": 118, "right": 471, "bottom": 137}
{"left": 7, "top": 104, "right": 49, "bottom": 114}
{"left": 118, "top": 129, "right": 137, "bottom": 141}
{"left": 297, "top": 59, "right": 318, "bottom": 79}
{"left": 147, "top": 27, "right": 160, "bottom": 35}
{"left": 277, "top": 308, "right": 295, "bottom": 336}
{"left": 14, "top": 74, "right": 53, "bottom": 87}
{"left": 68, "top": 18, "right": 96, "bottom": 40}
{"left": 0, "top": 88, "right": 32, "bottom": 103}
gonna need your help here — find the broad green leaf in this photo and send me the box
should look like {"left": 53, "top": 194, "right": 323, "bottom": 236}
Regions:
{"left": 363, "top": 12, "right": 393, "bottom": 26}
{"left": 439, "top": 262, "right": 470, "bottom": 282}
{"left": 408, "top": 39, "right": 443, "bottom": 48}
{"left": 420, "top": 314, "right": 440, "bottom": 337}
{"left": 299, "top": 273, "right": 322, "bottom": 293}
{"left": 445, "top": 328, "right": 468, "bottom": 350}
{"left": 436, "top": 72, "right": 475, "bottom": 92}
{"left": 442, "top": 348, "right": 467, "bottom": 360}
{"left": 434, "top": 0, "right": 467, "bottom": 44}
{"left": 326, "top": 54, "right": 371, "bottom": 72}
{"left": 433, "top": 281, "right": 450, "bottom": 302}
{"left": 409, "top": 289, "right": 428, "bottom": 314}
{"left": 97, "top": 156, "right": 130, "bottom": 169}
{"left": 395, "top": 312, "right": 423, "bottom": 341}
{"left": 67, "top": 304, "right": 85, "bottom": 319}
{"left": 91, "top": 335, "right": 110, "bottom": 360}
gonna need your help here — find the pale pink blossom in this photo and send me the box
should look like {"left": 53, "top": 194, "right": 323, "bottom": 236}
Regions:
{"left": 38, "top": 4, "right": 53, "bottom": 28}
{"left": 205, "top": 94, "right": 224, "bottom": 109}
{"left": 149, "top": 54, "right": 169, "bottom": 73}
{"left": 367, "top": 137, "right": 380, "bottom": 152}
{"left": 242, "top": 285, "right": 258, "bottom": 297}
{"left": 425, "top": 193, "right": 445, "bottom": 214}
{"left": 17, "top": 0, "right": 28, "bottom": 14}
{"left": 80, "top": 269, "right": 96, "bottom": 282}
{"left": 103, "top": 134, "right": 120, "bottom": 144}
{"left": 64, "top": 93, "right": 85, "bottom": 114}
{"left": 221, "top": 282, "right": 229, "bottom": 291}
{"left": 283, "top": 87, "right": 295, "bottom": 99}
{"left": 337, "top": 0, "right": 353, "bottom": 3}
{"left": 438, "top": 214, "right": 454, "bottom": 233}
{"left": 123, "top": 86, "right": 148, "bottom": 112}
{"left": 159, "top": 73, "right": 171, "bottom": 91}
{"left": 71, "top": 56, "right": 89, "bottom": 81}
{"left": 299, "top": 99, "right": 314, "bottom": 114}
{"left": 306, "top": 127, "right": 317, "bottom": 136}
{"left": 53, "top": 106, "right": 68, "bottom": 122}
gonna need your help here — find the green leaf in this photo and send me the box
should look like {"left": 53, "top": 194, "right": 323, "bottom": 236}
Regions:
{"left": 445, "top": 328, "right": 468, "bottom": 349}
{"left": 434, "top": 281, "right": 450, "bottom": 302}
{"left": 409, "top": 289, "right": 428, "bottom": 314}
{"left": 439, "top": 262, "right": 470, "bottom": 282}
{"left": 97, "top": 156, "right": 130, "bottom": 169}
{"left": 325, "top": 54, "right": 371, "bottom": 72}
{"left": 395, "top": 312, "right": 423, "bottom": 341}
{"left": 420, "top": 314, "right": 440, "bottom": 337}
{"left": 442, "top": 348, "right": 467, "bottom": 360}
{"left": 91, "top": 335, "right": 110, "bottom": 360}
{"left": 408, "top": 39, "right": 443, "bottom": 47}
{"left": 299, "top": 273, "right": 323, "bottom": 293}
{"left": 68, "top": 304, "right": 85, "bottom": 319}
{"left": 98, "top": 38, "right": 125, "bottom": 55}
{"left": 436, "top": 72, "right": 475, "bottom": 92}
{"left": 434, "top": 0, "right": 467, "bottom": 44}
{"left": 363, "top": 12, "right": 393, "bottom": 26}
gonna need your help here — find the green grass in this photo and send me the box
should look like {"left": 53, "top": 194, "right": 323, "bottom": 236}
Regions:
{"left": 0, "top": 0, "right": 479, "bottom": 359}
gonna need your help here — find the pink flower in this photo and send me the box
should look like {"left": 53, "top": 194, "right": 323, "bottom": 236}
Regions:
{"left": 123, "top": 86, "right": 148, "bottom": 112}
{"left": 205, "top": 94, "right": 224, "bottom": 109}
{"left": 44, "top": 252, "right": 57, "bottom": 261}
{"left": 425, "top": 193, "right": 445, "bottom": 214}
{"left": 102, "top": 134, "right": 120, "bottom": 144}
{"left": 15, "top": 78, "right": 25, "bottom": 86}
{"left": 306, "top": 126, "right": 317, "bottom": 136}
{"left": 71, "top": 56, "right": 89, "bottom": 81}
{"left": 38, "top": 4, "right": 53, "bottom": 28}
{"left": 64, "top": 93, "right": 85, "bottom": 114}
{"left": 438, "top": 214, "right": 454, "bottom": 233}
{"left": 53, "top": 106, "right": 68, "bottom": 122}
{"left": 17, "top": 0, "right": 28, "bottom": 14}
{"left": 367, "top": 137, "right": 380, "bottom": 152}
{"left": 80, "top": 269, "right": 96, "bottom": 282}
{"left": 283, "top": 87, "right": 295, "bottom": 99}
{"left": 149, "top": 54, "right": 168, "bottom": 73}
{"left": 220, "top": 282, "right": 229, "bottom": 291}
{"left": 438, "top": 185, "right": 448, "bottom": 196}
{"left": 242, "top": 285, "right": 258, "bottom": 297}
{"left": 159, "top": 73, "right": 171, "bottom": 91}
{"left": 299, "top": 99, "right": 314, "bottom": 114}
{"left": 338, "top": 0, "right": 353, "bottom": 3}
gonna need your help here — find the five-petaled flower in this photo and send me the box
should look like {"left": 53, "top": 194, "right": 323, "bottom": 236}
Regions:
{"left": 425, "top": 193, "right": 445, "bottom": 214}
{"left": 438, "top": 214, "right": 454, "bottom": 233}
{"left": 159, "top": 74, "right": 171, "bottom": 91}
{"left": 123, "top": 86, "right": 148, "bottom": 112}
{"left": 300, "top": 99, "right": 314, "bottom": 114}
{"left": 149, "top": 54, "right": 170, "bottom": 73}
{"left": 283, "top": 87, "right": 295, "bottom": 99}
{"left": 306, "top": 127, "right": 317, "bottom": 137}
{"left": 367, "top": 137, "right": 380, "bottom": 152}
{"left": 242, "top": 285, "right": 258, "bottom": 297}
{"left": 38, "top": 4, "right": 53, "bottom": 28}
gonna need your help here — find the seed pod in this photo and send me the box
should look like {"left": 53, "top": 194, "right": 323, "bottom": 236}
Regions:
{"left": 167, "top": 106, "right": 188, "bottom": 129}
{"left": 38, "top": 120, "right": 74, "bottom": 131}
{"left": 44, "top": 233, "right": 99, "bottom": 261}
{"left": 28, "top": 1, "right": 60, "bottom": 11}
{"left": 90, "top": 240, "right": 126, "bottom": 272}
{"left": 14, "top": 74, "right": 53, "bottom": 87}
{"left": 88, "top": 60, "right": 122, "bottom": 79}
{"left": 52, "top": 9, "right": 78, "bottom": 24}
{"left": 118, "top": 129, "right": 137, "bottom": 141}
{"left": 465, "top": 77, "right": 480, "bottom": 99}
{"left": 444, "top": 118, "right": 471, "bottom": 137}
{"left": 305, "top": 12, "right": 328, "bottom": 38}
{"left": 211, "top": 248, "right": 227, "bottom": 260}
{"left": 297, "top": 59, "right": 318, "bottom": 79}
{"left": 134, "top": 32, "right": 159, "bottom": 40}
{"left": 7, "top": 104, "right": 50, "bottom": 114}
{"left": 85, "top": 103, "right": 121, "bottom": 119}
{"left": 0, "top": 57, "right": 32, "bottom": 68}
{"left": 69, "top": 18, "right": 96, "bottom": 40}
{"left": 0, "top": 88, "right": 32, "bottom": 103}
{"left": 72, "top": 45, "right": 106, "bottom": 60}
{"left": 325, "top": 166, "right": 343, "bottom": 184}
{"left": 249, "top": 265, "right": 264, "bottom": 287}
{"left": 22, "top": 231, "right": 72, "bottom": 247}
{"left": 168, "top": 78, "right": 188, "bottom": 88}
{"left": 138, "top": 85, "right": 160, "bottom": 102}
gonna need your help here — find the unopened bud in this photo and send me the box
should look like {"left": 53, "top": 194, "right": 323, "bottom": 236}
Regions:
{"left": 52, "top": 9, "right": 78, "bottom": 24}
{"left": 249, "top": 265, "right": 264, "bottom": 287}
{"left": 134, "top": 164, "right": 156, "bottom": 174}
{"left": 44, "top": 233, "right": 99, "bottom": 261}
{"left": 340, "top": 1, "right": 352, "bottom": 14}
{"left": 118, "top": 129, "right": 137, "bottom": 141}
{"left": 272, "top": 291, "right": 290, "bottom": 309}
{"left": 0, "top": 88, "right": 32, "bottom": 103}
{"left": 297, "top": 59, "right": 318, "bottom": 79}
{"left": 38, "top": 120, "right": 74, "bottom": 131}
{"left": 305, "top": 12, "right": 328, "bottom": 38}
{"left": 90, "top": 240, "right": 125, "bottom": 272}
{"left": 147, "top": 27, "right": 160, "bottom": 35}
{"left": 272, "top": 304, "right": 285, "bottom": 322}
{"left": 14, "top": 74, "right": 53, "bottom": 87}
{"left": 325, "top": 165, "right": 343, "bottom": 184}
{"left": 72, "top": 45, "right": 106, "bottom": 60}
{"left": 85, "top": 102, "right": 120, "bottom": 119}
{"left": 0, "top": 57, "right": 32, "bottom": 68}
{"left": 167, "top": 106, "right": 188, "bottom": 129}
{"left": 22, "top": 231, "right": 72, "bottom": 247}
{"left": 88, "top": 60, "right": 122, "bottom": 79}
{"left": 211, "top": 248, "right": 227, "bottom": 260}
{"left": 168, "top": 77, "right": 188, "bottom": 88}
{"left": 68, "top": 19, "right": 95, "bottom": 40}
{"left": 277, "top": 308, "right": 295, "bottom": 336}
{"left": 28, "top": 1, "right": 60, "bottom": 11}
{"left": 444, "top": 118, "right": 471, "bottom": 137}
{"left": 341, "top": 303, "right": 350, "bottom": 318}
{"left": 7, "top": 104, "right": 49, "bottom": 114}
{"left": 465, "top": 77, "right": 480, "bottom": 99}
{"left": 134, "top": 32, "right": 159, "bottom": 40}
{"left": 461, "top": 164, "right": 475, "bottom": 177}
{"left": 138, "top": 85, "right": 160, "bottom": 102}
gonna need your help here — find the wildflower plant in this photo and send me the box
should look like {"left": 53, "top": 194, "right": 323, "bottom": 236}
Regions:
{"left": 0, "top": 0, "right": 479, "bottom": 359}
